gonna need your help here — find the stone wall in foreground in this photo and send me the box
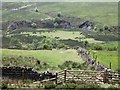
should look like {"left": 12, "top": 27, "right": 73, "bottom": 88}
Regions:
{"left": 1, "top": 66, "right": 55, "bottom": 81}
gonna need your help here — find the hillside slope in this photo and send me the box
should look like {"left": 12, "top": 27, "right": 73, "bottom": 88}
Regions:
{"left": 2, "top": 2, "right": 118, "bottom": 26}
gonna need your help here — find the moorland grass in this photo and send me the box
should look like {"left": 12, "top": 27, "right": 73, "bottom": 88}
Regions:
{"left": 2, "top": 49, "right": 83, "bottom": 68}
{"left": 2, "top": 2, "right": 118, "bottom": 26}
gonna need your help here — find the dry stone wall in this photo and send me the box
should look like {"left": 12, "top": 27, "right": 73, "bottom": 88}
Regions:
{"left": 1, "top": 66, "right": 55, "bottom": 81}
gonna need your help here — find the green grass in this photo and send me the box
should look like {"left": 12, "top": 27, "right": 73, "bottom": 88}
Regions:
{"left": 82, "top": 38, "right": 103, "bottom": 44}
{"left": 100, "top": 41, "right": 118, "bottom": 48}
{"left": 21, "top": 30, "right": 104, "bottom": 43}
{"left": 35, "top": 2, "right": 118, "bottom": 26}
{"left": 90, "top": 41, "right": 118, "bottom": 50}
{"left": 91, "top": 50, "right": 118, "bottom": 71}
{"left": 2, "top": 2, "right": 118, "bottom": 26}
{"left": 2, "top": 49, "right": 83, "bottom": 68}
{"left": 22, "top": 30, "right": 84, "bottom": 40}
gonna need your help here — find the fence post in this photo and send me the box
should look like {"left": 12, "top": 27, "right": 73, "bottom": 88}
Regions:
{"left": 103, "top": 69, "right": 109, "bottom": 83}
{"left": 64, "top": 69, "right": 67, "bottom": 83}
{"left": 109, "top": 62, "right": 111, "bottom": 69}
{"left": 55, "top": 73, "right": 58, "bottom": 84}
{"left": 95, "top": 55, "right": 97, "bottom": 60}
{"left": 22, "top": 69, "right": 24, "bottom": 80}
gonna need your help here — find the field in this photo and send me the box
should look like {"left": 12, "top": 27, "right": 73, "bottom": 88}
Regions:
{"left": 2, "top": 47, "right": 119, "bottom": 71}
{"left": 22, "top": 30, "right": 83, "bottom": 40}
{"left": 90, "top": 50, "right": 118, "bottom": 71}
{"left": 21, "top": 30, "right": 104, "bottom": 44}
{"left": 89, "top": 42, "right": 119, "bottom": 71}
{"left": 2, "top": 49, "right": 83, "bottom": 69}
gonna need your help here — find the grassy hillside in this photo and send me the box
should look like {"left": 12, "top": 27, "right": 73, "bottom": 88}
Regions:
{"left": 2, "top": 49, "right": 83, "bottom": 69}
{"left": 2, "top": 2, "right": 118, "bottom": 26}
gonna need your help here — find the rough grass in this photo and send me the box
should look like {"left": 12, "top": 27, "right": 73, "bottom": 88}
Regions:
{"left": 91, "top": 50, "right": 118, "bottom": 71}
{"left": 82, "top": 38, "right": 103, "bottom": 44}
{"left": 2, "top": 49, "right": 83, "bottom": 69}
{"left": 2, "top": 2, "right": 118, "bottom": 26}
{"left": 22, "top": 30, "right": 84, "bottom": 40}
{"left": 21, "top": 30, "right": 103, "bottom": 44}
{"left": 100, "top": 41, "right": 118, "bottom": 49}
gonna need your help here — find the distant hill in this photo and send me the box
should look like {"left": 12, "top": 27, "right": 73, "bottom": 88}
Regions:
{"left": 2, "top": 2, "right": 118, "bottom": 26}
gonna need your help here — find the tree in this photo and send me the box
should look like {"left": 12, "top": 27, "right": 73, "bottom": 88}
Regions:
{"left": 32, "top": 39, "right": 40, "bottom": 49}
{"left": 58, "top": 43, "right": 66, "bottom": 48}
{"left": 35, "top": 9, "right": 39, "bottom": 12}
{"left": 99, "top": 28, "right": 103, "bottom": 32}
{"left": 57, "top": 13, "right": 61, "bottom": 17}
{"left": 9, "top": 38, "right": 22, "bottom": 49}
{"left": 103, "top": 26, "right": 109, "bottom": 35}
{"left": 84, "top": 40, "right": 88, "bottom": 48}
{"left": 55, "top": 17, "right": 61, "bottom": 24}
{"left": 104, "top": 26, "right": 109, "bottom": 30}
{"left": 33, "top": 31, "right": 36, "bottom": 34}
{"left": 42, "top": 44, "right": 49, "bottom": 49}
{"left": 41, "top": 37, "right": 58, "bottom": 49}
{"left": 1, "top": 83, "right": 8, "bottom": 89}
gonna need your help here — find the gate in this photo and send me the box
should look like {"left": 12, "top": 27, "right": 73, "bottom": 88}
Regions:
{"left": 55, "top": 70, "right": 119, "bottom": 84}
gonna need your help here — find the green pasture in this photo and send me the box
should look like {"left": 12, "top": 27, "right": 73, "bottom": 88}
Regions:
{"left": 2, "top": 49, "right": 83, "bottom": 68}
{"left": 21, "top": 30, "right": 104, "bottom": 44}
{"left": 91, "top": 50, "right": 118, "bottom": 71}
{"left": 22, "top": 30, "right": 84, "bottom": 40}
{"left": 100, "top": 41, "right": 118, "bottom": 48}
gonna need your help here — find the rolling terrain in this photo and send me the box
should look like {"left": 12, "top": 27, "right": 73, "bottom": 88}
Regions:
{"left": 2, "top": 2, "right": 118, "bottom": 26}
{"left": 1, "top": 2, "right": 119, "bottom": 71}
{"left": 1, "top": 2, "right": 119, "bottom": 89}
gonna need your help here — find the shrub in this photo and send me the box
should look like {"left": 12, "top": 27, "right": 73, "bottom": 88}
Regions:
{"left": 56, "top": 83, "right": 77, "bottom": 89}
{"left": 42, "top": 44, "right": 51, "bottom": 49}
{"left": 0, "top": 83, "right": 8, "bottom": 89}
{"left": 108, "top": 85, "right": 120, "bottom": 90}
{"left": 44, "top": 83, "right": 56, "bottom": 89}
{"left": 57, "top": 43, "right": 66, "bottom": 48}
{"left": 92, "top": 45, "right": 103, "bottom": 50}
{"left": 104, "top": 26, "right": 109, "bottom": 30}
{"left": 89, "top": 66, "right": 95, "bottom": 70}
{"left": 75, "top": 83, "right": 100, "bottom": 89}
{"left": 56, "top": 83, "right": 100, "bottom": 89}
{"left": 9, "top": 38, "right": 22, "bottom": 49}
{"left": 40, "top": 37, "right": 67, "bottom": 49}
{"left": 107, "top": 47, "right": 117, "bottom": 51}
{"left": 72, "top": 62, "right": 81, "bottom": 68}
{"left": 58, "top": 61, "right": 84, "bottom": 70}
{"left": 57, "top": 13, "right": 61, "bottom": 17}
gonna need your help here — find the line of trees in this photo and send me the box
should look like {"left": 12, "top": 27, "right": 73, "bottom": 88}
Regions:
{"left": 8, "top": 37, "right": 67, "bottom": 50}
